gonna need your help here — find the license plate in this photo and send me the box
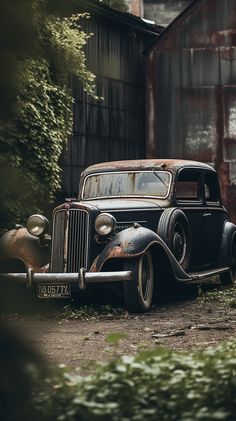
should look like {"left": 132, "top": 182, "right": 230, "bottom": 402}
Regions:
{"left": 37, "top": 283, "right": 71, "bottom": 298}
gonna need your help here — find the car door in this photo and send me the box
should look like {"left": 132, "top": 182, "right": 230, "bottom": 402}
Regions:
{"left": 174, "top": 168, "right": 229, "bottom": 270}
{"left": 200, "top": 170, "right": 228, "bottom": 267}
{"left": 174, "top": 168, "right": 212, "bottom": 270}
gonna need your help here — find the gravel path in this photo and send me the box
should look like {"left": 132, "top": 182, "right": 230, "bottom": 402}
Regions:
{"left": 6, "top": 285, "right": 236, "bottom": 373}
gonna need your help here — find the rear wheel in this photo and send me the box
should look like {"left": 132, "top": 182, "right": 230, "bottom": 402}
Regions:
{"left": 124, "top": 250, "right": 154, "bottom": 313}
{"left": 157, "top": 208, "right": 191, "bottom": 271}
{"left": 220, "top": 240, "right": 236, "bottom": 286}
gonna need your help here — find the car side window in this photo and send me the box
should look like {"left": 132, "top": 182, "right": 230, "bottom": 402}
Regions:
{"left": 204, "top": 172, "right": 220, "bottom": 203}
{"left": 175, "top": 170, "right": 202, "bottom": 202}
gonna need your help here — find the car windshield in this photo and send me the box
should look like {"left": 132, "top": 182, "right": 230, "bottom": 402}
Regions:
{"left": 82, "top": 171, "right": 171, "bottom": 199}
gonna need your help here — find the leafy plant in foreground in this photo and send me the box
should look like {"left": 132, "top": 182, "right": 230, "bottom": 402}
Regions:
{"left": 33, "top": 340, "right": 236, "bottom": 420}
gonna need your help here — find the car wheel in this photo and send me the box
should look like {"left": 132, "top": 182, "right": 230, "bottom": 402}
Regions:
{"left": 220, "top": 240, "right": 236, "bottom": 286}
{"left": 157, "top": 208, "right": 191, "bottom": 271}
{"left": 123, "top": 250, "right": 154, "bottom": 313}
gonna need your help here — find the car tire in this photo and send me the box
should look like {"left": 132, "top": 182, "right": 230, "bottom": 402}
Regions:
{"left": 157, "top": 208, "right": 191, "bottom": 271}
{"left": 220, "top": 239, "right": 236, "bottom": 286}
{"left": 123, "top": 250, "right": 154, "bottom": 313}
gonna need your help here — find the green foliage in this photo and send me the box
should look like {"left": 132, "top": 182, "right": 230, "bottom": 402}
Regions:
{"left": 198, "top": 284, "right": 236, "bottom": 312}
{"left": 100, "top": 0, "right": 128, "bottom": 12}
{"left": 106, "top": 332, "right": 127, "bottom": 344}
{"left": 0, "top": 2, "right": 96, "bottom": 233}
{"left": 30, "top": 340, "right": 236, "bottom": 420}
{"left": 45, "top": 13, "right": 97, "bottom": 97}
{"left": 62, "top": 304, "right": 127, "bottom": 320}
{"left": 0, "top": 59, "right": 72, "bottom": 228}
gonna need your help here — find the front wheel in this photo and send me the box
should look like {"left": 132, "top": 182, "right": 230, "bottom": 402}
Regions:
{"left": 123, "top": 250, "right": 154, "bottom": 313}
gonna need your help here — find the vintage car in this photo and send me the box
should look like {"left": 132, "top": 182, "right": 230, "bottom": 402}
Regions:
{"left": 1, "top": 159, "right": 236, "bottom": 313}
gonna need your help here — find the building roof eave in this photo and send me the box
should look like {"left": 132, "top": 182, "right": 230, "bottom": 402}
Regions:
{"left": 72, "top": 0, "right": 163, "bottom": 36}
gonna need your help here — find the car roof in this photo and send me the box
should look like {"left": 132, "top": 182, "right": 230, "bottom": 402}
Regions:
{"left": 82, "top": 159, "right": 215, "bottom": 176}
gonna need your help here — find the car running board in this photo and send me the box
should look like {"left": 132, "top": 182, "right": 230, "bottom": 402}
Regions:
{"left": 179, "top": 266, "right": 229, "bottom": 285}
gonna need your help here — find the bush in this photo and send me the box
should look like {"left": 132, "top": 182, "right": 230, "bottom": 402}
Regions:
{"left": 0, "top": 58, "right": 72, "bottom": 230}
{"left": 33, "top": 340, "right": 236, "bottom": 420}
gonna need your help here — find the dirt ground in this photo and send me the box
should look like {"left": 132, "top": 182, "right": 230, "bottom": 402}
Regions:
{"left": 4, "top": 283, "right": 236, "bottom": 374}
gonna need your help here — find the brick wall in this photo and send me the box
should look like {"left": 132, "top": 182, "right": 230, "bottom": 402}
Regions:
{"left": 126, "top": 0, "right": 143, "bottom": 17}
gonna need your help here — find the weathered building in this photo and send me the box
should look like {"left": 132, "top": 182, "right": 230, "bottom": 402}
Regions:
{"left": 61, "top": 0, "right": 161, "bottom": 197}
{"left": 143, "top": 0, "right": 192, "bottom": 26}
{"left": 146, "top": 0, "right": 236, "bottom": 221}
{"left": 126, "top": 0, "right": 192, "bottom": 26}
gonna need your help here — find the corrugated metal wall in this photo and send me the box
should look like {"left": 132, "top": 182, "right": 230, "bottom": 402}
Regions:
{"left": 61, "top": 14, "right": 152, "bottom": 197}
{"left": 146, "top": 0, "right": 236, "bottom": 221}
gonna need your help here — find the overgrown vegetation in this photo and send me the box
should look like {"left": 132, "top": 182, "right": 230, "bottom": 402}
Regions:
{"left": 3, "top": 286, "right": 236, "bottom": 420}
{"left": 198, "top": 284, "right": 236, "bottom": 312}
{"left": 0, "top": 1, "right": 96, "bottom": 233}
{"left": 62, "top": 304, "right": 127, "bottom": 320}
{"left": 20, "top": 339, "right": 236, "bottom": 420}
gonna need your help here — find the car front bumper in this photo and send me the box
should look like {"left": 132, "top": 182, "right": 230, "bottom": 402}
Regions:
{"left": 1, "top": 268, "right": 133, "bottom": 295}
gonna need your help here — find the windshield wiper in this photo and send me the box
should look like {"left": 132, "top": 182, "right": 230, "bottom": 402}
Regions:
{"left": 153, "top": 171, "right": 169, "bottom": 188}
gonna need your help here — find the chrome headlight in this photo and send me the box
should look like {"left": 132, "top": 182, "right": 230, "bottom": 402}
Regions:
{"left": 95, "top": 213, "right": 116, "bottom": 236}
{"left": 26, "top": 214, "right": 49, "bottom": 237}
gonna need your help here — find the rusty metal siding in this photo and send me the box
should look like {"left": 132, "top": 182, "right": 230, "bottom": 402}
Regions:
{"left": 146, "top": 0, "right": 236, "bottom": 221}
{"left": 61, "top": 13, "right": 153, "bottom": 197}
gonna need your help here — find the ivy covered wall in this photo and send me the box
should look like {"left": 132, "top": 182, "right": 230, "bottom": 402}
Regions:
{"left": 0, "top": 1, "right": 96, "bottom": 232}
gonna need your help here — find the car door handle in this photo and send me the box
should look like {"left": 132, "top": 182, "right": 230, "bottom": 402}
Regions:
{"left": 203, "top": 212, "right": 212, "bottom": 217}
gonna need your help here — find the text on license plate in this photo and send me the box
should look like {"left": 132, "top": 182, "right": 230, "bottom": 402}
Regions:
{"left": 37, "top": 284, "right": 71, "bottom": 298}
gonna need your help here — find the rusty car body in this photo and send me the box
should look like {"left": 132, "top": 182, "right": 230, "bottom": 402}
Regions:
{"left": 1, "top": 159, "right": 236, "bottom": 313}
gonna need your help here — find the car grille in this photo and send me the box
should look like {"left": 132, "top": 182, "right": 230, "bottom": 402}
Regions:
{"left": 50, "top": 209, "right": 90, "bottom": 273}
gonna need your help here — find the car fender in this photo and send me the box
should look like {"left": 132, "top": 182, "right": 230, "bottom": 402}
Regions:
{"left": 90, "top": 225, "right": 191, "bottom": 282}
{"left": 218, "top": 221, "right": 236, "bottom": 267}
{"left": 0, "top": 228, "right": 50, "bottom": 272}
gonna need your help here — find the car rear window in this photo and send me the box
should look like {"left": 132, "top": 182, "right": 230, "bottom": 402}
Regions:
{"left": 175, "top": 181, "right": 199, "bottom": 200}
{"left": 175, "top": 170, "right": 202, "bottom": 202}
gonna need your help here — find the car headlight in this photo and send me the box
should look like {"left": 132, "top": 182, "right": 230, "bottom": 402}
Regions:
{"left": 26, "top": 214, "right": 49, "bottom": 237}
{"left": 95, "top": 213, "right": 116, "bottom": 236}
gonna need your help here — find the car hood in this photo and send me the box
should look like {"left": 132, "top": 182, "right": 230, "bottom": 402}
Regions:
{"left": 80, "top": 198, "right": 167, "bottom": 211}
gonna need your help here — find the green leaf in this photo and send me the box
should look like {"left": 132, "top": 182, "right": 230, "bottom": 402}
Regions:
{"left": 106, "top": 332, "right": 127, "bottom": 345}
